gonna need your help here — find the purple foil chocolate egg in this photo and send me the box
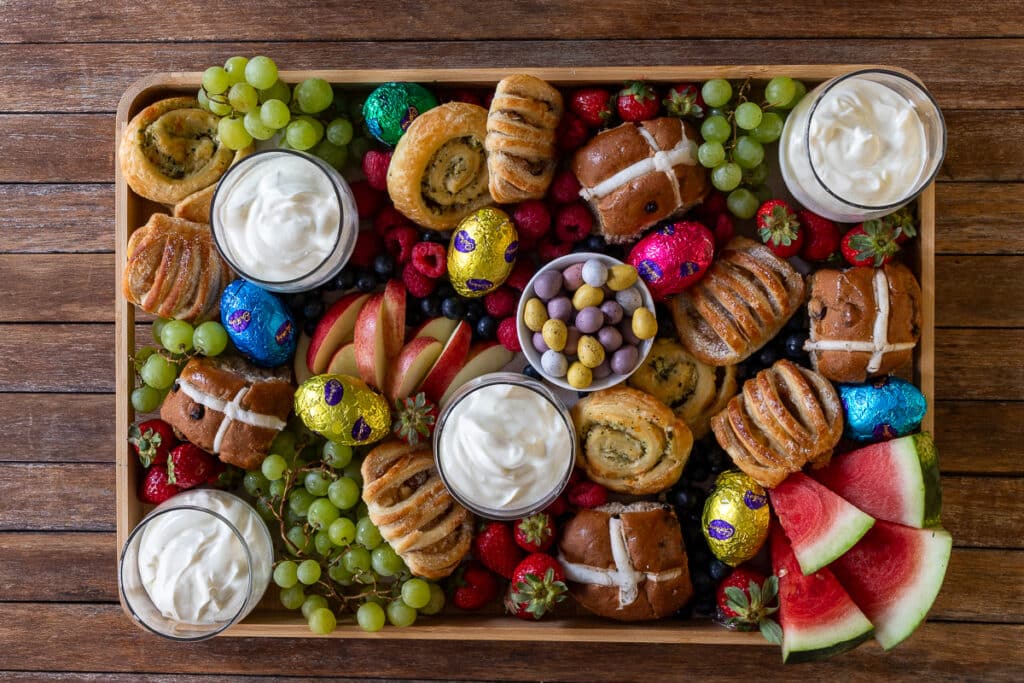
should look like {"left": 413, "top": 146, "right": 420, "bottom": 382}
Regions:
{"left": 627, "top": 221, "right": 714, "bottom": 301}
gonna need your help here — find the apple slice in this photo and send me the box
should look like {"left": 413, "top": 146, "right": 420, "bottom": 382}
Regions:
{"left": 439, "top": 342, "right": 516, "bottom": 406}
{"left": 386, "top": 337, "right": 444, "bottom": 401}
{"left": 417, "top": 321, "right": 473, "bottom": 403}
{"left": 354, "top": 293, "right": 387, "bottom": 389}
{"left": 306, "top": 292, "right": 371, "bottom": 374}
{"left": 293, "top": 332, "right": 313, "bottom": 385}
{"left": 411, "top": 317, "right": 459, "bottom": 343}
{"left": 380, "top": 279, "right": 407, "bottom": 362}
{"left": 326, "top": 342, "right": 359, "bottom": 377}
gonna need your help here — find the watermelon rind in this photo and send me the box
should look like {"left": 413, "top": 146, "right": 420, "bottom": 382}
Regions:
{"left": 783, "top": 605, "right": 875, "bottom": 664}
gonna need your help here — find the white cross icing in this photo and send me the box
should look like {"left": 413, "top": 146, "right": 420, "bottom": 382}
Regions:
{"left": 177, "top": 378, "right": 287, "bottom": 454}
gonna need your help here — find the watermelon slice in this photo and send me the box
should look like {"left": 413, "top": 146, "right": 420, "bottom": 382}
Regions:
{"left": 771, "top": 526, "right": 874, "bottom": 663}
{"left": 829, "top": 520, "right": 952, "bottom": 650}
{"left": 812, "top": 432, "right": 942, "bottom": 529}
{"left": 770, "top": 472, "right": 875, "bottom": 575}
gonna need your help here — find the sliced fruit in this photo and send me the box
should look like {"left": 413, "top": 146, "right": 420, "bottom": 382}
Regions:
{"left": 417, "top": 321, "right": 472, "bottom": 403}
{"left": 386, "top": 337, "right": 444, "bottom": 401}
{"left": 380, "top": 279, "right": 407, "bottom": 360}
{"left": 293, "top": 332, "right": 313, "bottom": 385}
{"left": 306, "top": 292, "right": 371, "bottom": 374}
{"left": 412, "top": 317, "right": 459, "bottom": 343}
{"left": 829, "top": 521, "right": 952, "bottom": 650}
{"left": 326, "top": 342, "right": 359, "bottom": 377}
{"left": 770, "top": 472, "right": 875, "bottom": 575}
{"left": 771, "top": 526, "right": 874, "bottom": 663}
{"left": 812, "top": 432, "right": 941, "bottom": 529}
{"left": 354, "top": 294, "right": 387, "bottom": 389}
{"left": 439, "top": 342, "right": 515, "bottom": 406}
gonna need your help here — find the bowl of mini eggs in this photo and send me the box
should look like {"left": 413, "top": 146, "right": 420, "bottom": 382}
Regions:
{"left": 516, "top": 253, "right": 658, "bottom": 392}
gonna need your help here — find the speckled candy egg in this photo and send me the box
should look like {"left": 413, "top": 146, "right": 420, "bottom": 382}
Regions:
{"left": 627, "top": 221, "right": 714, "bottom": 301}
{"left": 294, "top": 375, "right": 391, "bottom": 445}
{"left": 447, "top": 207, "right": 518, "bottom": 297}
{"left": 362, "top": 82, "right": 438, "bottom": 146}
{"left": 702, "top": 470, "right": 770, "bottom": 566}
{"left": 839, "top": 376, "right": 927, "bottom": 442}
{"left": 220, "top": 279, "right": 297, "bottom": 368}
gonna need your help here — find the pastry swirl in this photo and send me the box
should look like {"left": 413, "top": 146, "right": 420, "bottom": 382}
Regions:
{"left": 572, "top": 386, "right": 693, "bottom": 495}
{"left": 386, "top": 102, "right": 492, "bottom": 230}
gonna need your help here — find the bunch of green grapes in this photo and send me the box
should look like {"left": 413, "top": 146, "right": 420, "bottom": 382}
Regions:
{"left": 697, "top": 76, "right": 807, "bottom": 220}
{"left": 245, "top": 434, "right": 445, "bottom": 634}
{"left": 130, "top": 319, "right": 230, "bottom": 413}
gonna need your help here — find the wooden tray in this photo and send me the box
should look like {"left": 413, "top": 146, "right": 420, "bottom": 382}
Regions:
{"left": 115, "top": 65, "right": 936, "bottom": 642}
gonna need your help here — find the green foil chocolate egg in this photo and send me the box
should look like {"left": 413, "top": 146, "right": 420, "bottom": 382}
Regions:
{"left": 447, "top": 207, "right": 519, "bottom": 298}
{"left": 362, "top": 82, "right": 438, "bottom": 146}
{"left": 702, "top": 469, "right": 770, "bottom": 566}
{"left": 294, "top": 374, "right": 390, "bottom": 445}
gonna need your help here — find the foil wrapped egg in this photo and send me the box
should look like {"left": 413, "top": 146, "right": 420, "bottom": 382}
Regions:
{"left": 627, "top": 221, "right": 714, "bottom": 301}
{"left": 839, "top": 376, "right": 927, "bottom": 442}
{"left": 447, "top": 207, "right": 518, "bottom": 297}
{"left": 294, "top": 374, "right": 391, "bottom": 445}
{"left": 362, "top": 82, "right": 439, "bottom": 146}
{"left": 702, "top": 469, "right": 770, "bottom": 567}
{"left": 220, "top": 279, "right": 297, "bottom": 368}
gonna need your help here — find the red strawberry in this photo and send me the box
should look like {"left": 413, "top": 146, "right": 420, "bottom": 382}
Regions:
{"left": 797, "top": 210, "right": 840, "bottom": 261}
{"left": 384, "top": 225, "right": 419, "bottom": 264}
{"left": 140, "top": 465, "right": 180, "bottom": 505}
{"left": 484, "top": 287, "right": 518, "bottom": 318}
{"left": 663, "top": 82, "right": 704, "bottom": 119}
{"left": 361, "top": 150, "right": 392, "bottom": 191}
{"left": 505, "top": 260, "right": 536, "bottom": 291}
{"left": 514, "top": 513, "right": 556, "bottom": 553}
{"left": 885, "top": 205, "right": 918, "bottom": 244}
{"left": 841, "top": 220, "right": 901, "bottom": 267}
{"left": 567, "top": 479, "right": 608, "bottom": 508}
{"left": 537, "top": 239, "right": 572, "bottom": 262}
{"left": 616, "top": 81, "right": 660, "bottom": 122}
{"left": 472, "top": 520, "right": 524, "bottom": 580}
{"left": 166, "top": 443, "right": 218, "bottom": 490}
{"left": 570, "top": 87, "right": 614, "bottom": 128}
{"left": 350, "top": 230, "right": 383, "bottom": 268}
{"left": 452, "top": 561, "right": 500, "bottom": 610}
{"left": 128, "top": 419, "right": 177, "bottom": 468}
{"left": 756, "top": 199, "right": 804, "bottom": 258}
{"left": 712, "top": 213, "right": 735, "bottom": 251}
{"left": 205, "top": 458, "right": 228, "bottom": 486}
{"left": 411, "top": 242, "right": 447, "bottom": 278}
{"left": 555, "top": 112, "right": 590, "bottom": 151}
{"left": 373, "top": 205, "right": 410, "bottom": 236}
{"left": 544, "top": 494, "right": 569, "bottom": 518}
{"left": 496, "top": 316, "right": 521, "bottom": 353}
{"left": 716, "top": 567, "right": 782, "bottom": 644}
{"left": 549, "top": 169, "right": 582, "bottom": 204}
{"left": 505, "top": 553, "right": 568, "bottom": 620}
{"left": 350, "top": 180, "right": 384, "bottom": 218}
{"left": 391, "top": 392, "right": 438, "bottom": 446}
{"left": 555, "top": 203, "right": 594, "bottom": 243}
{"left": 512, "top": 200, "right": 552, "bottom": 241}
{"left": 401, "top": 264, "right": 437, "bottom": 298}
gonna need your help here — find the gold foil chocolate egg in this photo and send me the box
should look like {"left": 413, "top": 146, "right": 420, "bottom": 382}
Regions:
{"left": 702, "top": 469, "right": 770, "bottom": 566}
{"left": 294, "top": 374, "right": 391, "bottom": 446}
{"left": 447, "top": 207, "right": 518, "bottom": 297}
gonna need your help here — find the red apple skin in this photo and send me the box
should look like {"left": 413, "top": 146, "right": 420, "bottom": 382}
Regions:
{"left": 386, "top": 337, "right": 443, "bottom": 401}
{"left": 326, "top": 342, "right": 359, "bottom": 377}
{"left": 307, "top": 292, "right": 371, "bottom": 373}
{"left": 438, "top": 342, "right": 515, "bottom": 405}
{"left": 354, "top": 293, "right": 386, "bottom": 389}
{"left": 410, "top": 317, "right": 459, "bottom": 343}
{"left": 380, "top": 279, "right": 406, "bottom": 361}
{"left": 417, "top": 321, "right": 473, "bottom": 403}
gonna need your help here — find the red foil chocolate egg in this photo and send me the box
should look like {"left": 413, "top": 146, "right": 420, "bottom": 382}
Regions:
{"left": 627, "top": 221, "right": 714, "bottom": 301}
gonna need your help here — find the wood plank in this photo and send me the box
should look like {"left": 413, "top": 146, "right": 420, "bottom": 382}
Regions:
{"left": 0, "top": 464, "right": 113, "bottom": 531}
{"left": 935, "top": 256, "right": 1024, "bottom": 327}
{"left": 935, "top": 329, "right": 1024, "bottom": 400}
{"left": 933, "top": 548, "right": 1024, "bottom": 623}
{"left": 0, "top": 675, "right": 443, "bottom": 682}
{"left": 935, "top": 183, "right": 1024, "bottom": 254}
{"left": 0, "top": 184, "right": 114, "bottom": 253}
{"left": 0, "top": 394, "right": 115, "bottom": 463}
{"left": 0, "top": 532, "right": 115, "bottom": 602}
{"left": 933, "top": 401, "right": 1024, "bottom": 474}
{"left": 939, "top": 110, "right": 1024, "bottom": 182}
{"left": 943, "top": 476, "right": 1024, "bottom": 548}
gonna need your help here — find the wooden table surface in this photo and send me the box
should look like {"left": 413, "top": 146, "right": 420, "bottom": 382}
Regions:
{"left": 1, "top": 1, "right": 1022, "bottom": 680}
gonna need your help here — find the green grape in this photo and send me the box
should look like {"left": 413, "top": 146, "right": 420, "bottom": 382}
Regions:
{"left": 387, "top": 599, "right": 417, "bottom": 628}
{"left": 401, "top": 578, "right": 431, "bottom": 610}
{"left": 151, "top": 318, "right": 169, "bottom": 345}
{"left": 260, "top": 98, "right": 291, "bottom": 129}
{"left": 750, "top": 111, "right": 784, "bottom": 144}
{"left": 710, "top": 163, "right": 743, "bottom": 192}
{"left": 243, "top": 110, "right": 275, "bottom": 141}
{"left": 308, "top": 607, "right": 337, "bottom": 635}
{"left": 197, "top": 88, "right": 211, "bottom": 111}
{"left": 279, "top": 584, "right": 306, "bottom": 610}
{"left": 743, "top": 162, "right": 770, "bottom": 186}
{"left": 218, "top": 116, "right": 253, "bottom": 151}
{"left": 243, "top": 470, "right": 269, "bottom": 497}
{"left": 255, "top": 496, "right": 276, "bottom": 524}
{"left": 328, "top": 517, "right": 357, "bottom": 546}
{"left": 133, "top": 347, "right": 158, "bottom": 375}
{"left": 314, "top": 530, "right": 334, "bottom": 556}
{"left": 159, "top": 319, "right": 194, "bottom": 354}
{"left": 327, "top": 477, "right": 360, "bottom": 510}
{"left": 285, "top": 118, "right": 319, "bottom": 151}
{"left": 245, "top": 56, "right": 278, "bottom": 90}
{"left": 370, "top": 545, "right": 404, "bottom": 577}
{"left": 753, "top": 184, "right": 774, "bottom": 203}
{"left": 304, "top": 471, "right": 330, "bottom": 497}
{"left": 765, "top": 76, "right": 797, "bottom": 108}
{"left": 354, "top": 501, "right": 370, "bottom": 520}
{"left": 283, "top": 507, "right": 304, "bottom": 528}
{"left": 268, "top": 478, "right": 286, "bottom": 499}
{"left": 297, "top": 559, "right": 322, "bottom": 585}
{"left": 697, "top": 142, "right": 725, "bottom": 168}
{"left": 301, "top": 594, "right": 329, "bottom": 620}
{"left": 347, "top": 136, "right": 372, "bottom": 165}
{"left": 193, "top": 321, "right": 228, "bottom": 356}
{"left": 228, "top": 83, "right": 259, "bottom": 113}
{"left": 259, "top": 82, "right": 292, "bottom": 108}
{"left": 342, "top": 546, "right": 372, "bottom": 574}
{"left": 326, "top": 118, "right": 354, "bottom": 146}
{"left": 140, "top": 354, "right": 177, "bottom": 390}
{"left": 274, "top": 560, "right": 299, "bottom": 588}
{"left": 295, "top": 78, "right": 334, "bottom": 114}
{"left": 299, "top": 115, "right": 325, "bottom": 140}
{"left": 307, "top": 498, "right": 340, "bottom": 530}
{"left": 288, "top": 489, "right": 315, "bottom": 517}
{"left": 700, "top": 115, "right": 731, "bottom": 144}
{"left": 341, "top": 463, "right": 363, "bottom": 487}
{"left": 224, "top": 56, "right": 249, "bottom": 85}
{"left": 701, "top": 79, "right": 732, "bottom": 108}
{"left": 357, "top": 601, "right": 386, "bottom": 632}
{"left": 261, "top": 453, "right": 288, "bottom": 481}
{"left": 202, "top": 66, "right": 230, "bottom": 95}
{"left": 131, "top": 385, "right": 162, "bottom": 413}
{"left": 208, "top": 98, "right": 232, "bottom": 116}
{"left": 286, "top": 525, "right": 313, "bottom": 555}
{"left": 733, "top": 136, "right": 765, "bottom": 169}
{"left": 323, "top": 441, "right": 353, "bottom": 469}
{"left": 735, "top": 101, "right": 763, "bottom": 130}
{"left": 312, "top": 139, "right": 348, "bottom": 170}
{"left": 727, "top": 188, "right": 760, "bottom": 220}
{"left": 420, "top": 583, "right": 446, "bottom": 616}
{"left": 328, "top": 563, "right": 354, "bottom": 586}
{"left": 780, "top": 80, "right": 807, "bottom": 110}
{"left": 356, "top": 517, "right": 383, "bottom": 550}
{"left": 270, "top": 431, "right": 297, "bottom": 459}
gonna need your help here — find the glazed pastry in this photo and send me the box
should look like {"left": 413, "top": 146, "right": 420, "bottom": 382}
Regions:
{"left": 122, "top": 213, "right": 233, "bottom": 322}
{"left": 485, "top": 74, "right": 563, "bottom": 203}
{"left": 386, "top": 102, "right": 492, "bottom": 230}
{"left": 572, "top": 118, "right": 709, "bottom": 243}
{"left": 711, "top": 360, "right": 843, "bottom": 488}
{"left": 558, "top": 502, "right": 693, "bottom": 621}
{"left": 571, "top": 385, "right": 693, "bottom": 494}
{"left": 627, "top": 338, "right": 738, "bottom": 440}
{"left": 160, "top": 356, "right": 293, "bottom": 471}
{"left": 361, "top": 441, "right": 473, "bottom": 579}
{"left": 172, "top": 146, "right": 254, "bottom": 223}
{"left": 119, "top": 97, "right": 250, "bottom": 205}
{"left": 669, "top": 236, "right": 805, "bottom": 366}
{"left": 805, "top": 263, "right": 923, "bottom": 383}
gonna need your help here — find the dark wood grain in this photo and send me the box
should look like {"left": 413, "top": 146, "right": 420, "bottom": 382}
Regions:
{"left": 0, "top": 394, "right": 115, "bottom": 463}
{"left": 933, "top": 401, "right": 1024, "bottom": 474}
{"left": 935, "top": 329, "right": 1024, "bottom": 400}
{"left": 935, "top": 183, "right": 1024, "bottom": 254}
{"left": 933, "top": 548, "right": 1024, "bottom": 623}
{"left": 0, "top": 675, "right": 446, "bottom": 683}
{"left": 935, "top": 256, "right": 1024, "bottom": 327}
{"left": 0, "top": 464, "right": 113, "bottom": 531}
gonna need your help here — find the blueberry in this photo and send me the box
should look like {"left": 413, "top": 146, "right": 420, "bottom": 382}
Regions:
{"left": 522, "top": 364, "right": 542, "bottom": 380}
{"left": 708, "top": 559, "right": 731, "bottom": 582}
{"left": 585, "top": 235, "right": 606, "bottom": 252}
{"left": 327, "top": 269, "right": 355, "bottom": 291}
{"left": 420, "top": 295, "right": 442, "bottom": 318}
{"left": 373, "top": 253, "right": 395, "bottom": 278}
{"left": 709, "top": 448, "right": 730, "bottom": 475}
{"left": 690, "top": 545, "right": 711, "bottom": 568}
{"left": 693, "top": 595, "right": 716, "bottom": 617}
{"left": 692, "top": 570, "right": 714, "bottom": 594}
{"left": 465, "top": 300, "right": 484, "bottom": 323}
{"left": 302, "top": 317, "right": 318, "bottom": 336}
{"left": 685, "top": 460, "right": 710, "bottom": 483}
{"left": 655, "top": 304, "right": 677, "bottom": 338}
{"left": 671, "top": 487, "right": 697, "bottom": 511}
{"left": 355, "top": 270, "right": 378, "bottom": 293}
{"left": 570, "top": 243, "right": 589, "bottom": 254}
{"left": 441, "top": 297, "right": 465, "bottom": 320}
{"left": 784, "top": 331, "right": 809, "bottom": 359}
{"left": 437, "top": 283, "right": 456, "bottom": 301}
{"left": 405, "top": 303, "right": 424, "bottom": 327}
{"left": 286, "top": 292, "right": 310, "bottom": 311}
{"left": 421, "top": 230, "right": 447, "bottom": 244}
{"left": 756, "top": 345, "right": 778, "bottom": 368}
{"left": 785, "top": 308, "right": 810, "bottom": 331}
{"left": 302, "top": 298, "right": 324, "bottom": 320}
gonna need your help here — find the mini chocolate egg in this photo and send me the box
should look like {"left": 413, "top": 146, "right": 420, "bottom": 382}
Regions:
{"left": 592, "top": 361, "right": 612, "bottom": 380}
{"left": 577, "top": 335, "right": 606, "bottom": 369}
{"left": 542, "top": 318, "right": 568, "bottom": 352}
{"left": 598, "top": 326, "right": 623, "bottom": 352}
{"left": 581, "top": 258, "right": 609, "bottom": 287}
{"left": 294, "top": 374, "right": 391, "bottom": 445}
{"left": 541, "top": 349, "right": 569, "bottom": 378}
{"left": 362, "top": 82, "right": 439, "bottom": 146}
{"left": 572, "top": 284, "right": 604, "bottom": 310}
{"left": 839, "top": 376, "right": 927, "bottom": 442}
{"left": 702, "top": 469, "right": 770, "bottom": 567}
{"left": 607, "top": 263, "right": 638, "bottom": 291}
{"left": 547, "top": 296, "right": 573, "bottom": 322}
{"left": 564, "top": 328, "right": 581, "bottom": 356}
{"left": 447, "top": 207, "right": 518, "bottom": 297}
{"left": 615, "top": 286, "right": 643, "bottom": 315}
{"left": 575, "top": 306, "right": 604, "bottom": 334}
{"left": 567, "top": 361, "right": 592, "bottom": 389}
{"left": 523, "top": 298, "right": 549, "bottom": 332}
{"left": 562, "top": 262, "right": 585, "bottom": 291}
{"left": 533, "top": 270, "right": 563, "bottom": 300}
{"left": 631, "top": 307, "right": 658, "bottom": 340}
{"left": 610, "top": 345, "right": 639, "bottom": 375}
{"left": 220, "top": 279, "right": 297, "bottom": 368}
{"left": 532, "top": 331, "right": 549, "bottom": 353}
{"left": 627, "top": 221, "right": 714, "bottom": 301}
{"left": 600, "top": 300, "right": 624, "bottom": 325}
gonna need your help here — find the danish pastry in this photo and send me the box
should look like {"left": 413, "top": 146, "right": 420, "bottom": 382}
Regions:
{"left": 571, "top": 386, "right": 693, "bottom": 495}
{"left": 172, "top": 145, "right": 254, "bottom": 223}
{"left": 386, "top": 102, "right": 492, "bottom": 230}
{"left": 485, "top": 74, "right": 563, "bottom": 203}
{"left": 361, "top": 441, "right": 473, "bottom": 579}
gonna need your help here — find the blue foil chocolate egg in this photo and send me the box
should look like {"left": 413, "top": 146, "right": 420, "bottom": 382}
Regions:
{"left": 220, "top": 279, "right": 297, "bottom": 368}
{"left": 839, "top": 376, "right": 927, "bottom": 442}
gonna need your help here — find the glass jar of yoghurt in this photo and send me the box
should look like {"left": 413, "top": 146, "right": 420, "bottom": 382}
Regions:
{"left": 118, "top": 488, "right": 274, "bottom": 640}
{"left": 434, "top": 373, "right": 577, "bottom": 521}
{"left": 211, "top": 149, "right": 358, "bottom": 293}
{"left": 779, "top": 69, "right": 946, "bottom": 223}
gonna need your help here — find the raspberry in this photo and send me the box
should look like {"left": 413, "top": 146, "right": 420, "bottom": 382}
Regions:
{"left": 713, "top": 212, "right": 735, "bottom": 251}
{"left": 567, "top": 479, "right": 608, "bottom": 509}
{"left": 556, "top": 111, "right": 589, "bottom": 151}
{"left": 512, "top": 200, "right": 552, "bottom": 241}
{"left": 555, "top": 203, "right": 594, "bottom": 243}
{"left": 694, "top": 190, "right": 727, "bottom": 223}
{"left": 361, "top": 150, "right": 392, "bottom": 191}
{"left": 350, "top": 230, "right": 382, "bottom": 268}
{"left": 350, "top": 180, "right": 384, "bottom": 219}
{"left": 549, "top": 169, "right": 582, "bottom": 204}
{"left": 374, "top": 205, "right": 409, "bottom": 236}
{"left": 497, "top": 316, "right": 521, "bottom": 352}
{"left": 544, "top": 494, "right": 569, "bottom": 518}
{"left": 506, "top": 260, "right": 536, "bottom": 291}
{"left": 411, "top": 242, "right": 447, "bottom": 278}
{"left": 383, "top": 225, "right": 419, "bottom": 264}
{"left": 401, "top": 265, "right": 437, "bottom": 298}
{"left": 484, "top": 287, "right": 518, "bottom": 318}
{"left": 441, "top": 88, "right": 483, "bottom": 106}
{"left": 538, "top": 239, "right": 572, "bottom": 261}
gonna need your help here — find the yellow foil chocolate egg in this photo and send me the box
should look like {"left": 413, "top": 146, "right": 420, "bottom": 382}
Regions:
{"left": 702, "top": 470, "right": 770, "bottom": 566}
{"left": 447, "top": 207, "right": 518, "bottom": 297}
{"left": 294, "top": 374, "right": 391, "bottom": 446}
